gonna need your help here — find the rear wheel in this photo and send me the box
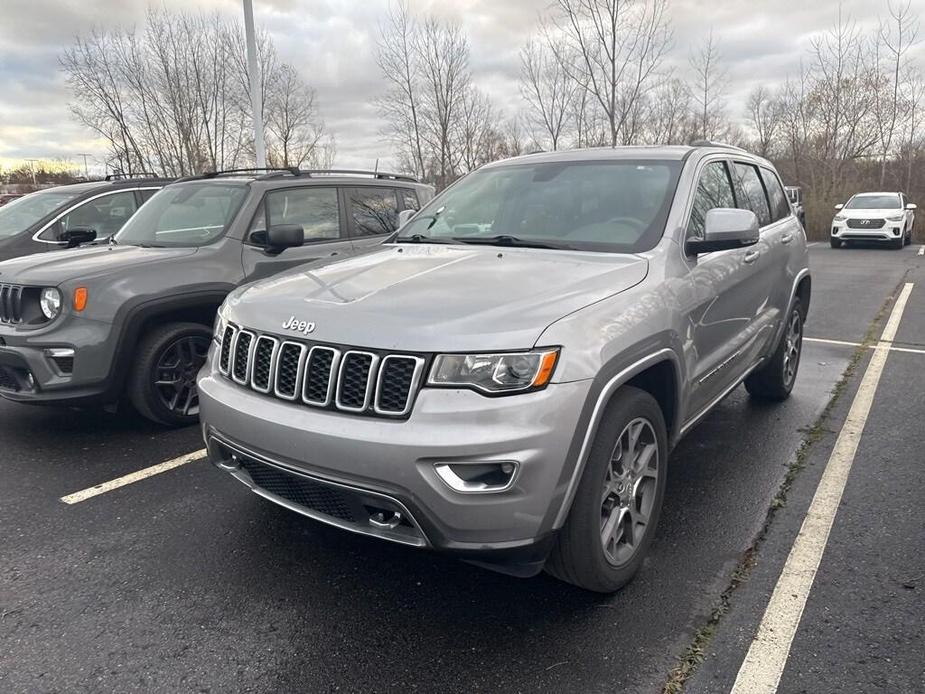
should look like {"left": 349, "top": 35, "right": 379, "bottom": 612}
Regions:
{"left": 128, "top": 322, "right": 211, "bottom": 427}
{"left": 746, "top": 298, "right": 803, "bottom": 401}
{"left": 545, "top": 386, "right": 667, "bottom": 593}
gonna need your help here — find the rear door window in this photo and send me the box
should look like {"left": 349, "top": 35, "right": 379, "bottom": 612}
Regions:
{"left": 759, "top": 168, "right": 791, "bottom": 222}
{"left": 688, "top": 161, "right": 737, "bottom": 240}
{"left": 347, "top": 187, "right": 400, "bottom": 236}
{"left": 732, "top": 163, "right": 772, "bottom": 227}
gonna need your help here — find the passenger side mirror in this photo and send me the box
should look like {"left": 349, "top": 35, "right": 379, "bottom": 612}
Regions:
{"left": 834, "top": 203, "right": 844, "bottom": 210}
{"left": 61, "top": 227, "right": 97, "bottom": 248}
{"left": 265, "top": 224, "right": 304, "bottom": 253}
{"left": 686, "top": 208, "right": 759, "bottom": 255}
{"left": 906, "top": 203, "right": 917, "bottom": 210}
{"left": 397, "top": 209, "right": 416, "bottom": 229}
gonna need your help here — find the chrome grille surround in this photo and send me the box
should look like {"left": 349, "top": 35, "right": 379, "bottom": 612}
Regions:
{"left": 217, "top": 324, "right": 425, "bottom": 418}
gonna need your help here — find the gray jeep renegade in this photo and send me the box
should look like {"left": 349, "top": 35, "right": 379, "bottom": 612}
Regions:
{"left": 0, "top": 168, "right": 433, "bottom": 426}
{"left": 198, "top": 145, "right": 811, "bottom": 592}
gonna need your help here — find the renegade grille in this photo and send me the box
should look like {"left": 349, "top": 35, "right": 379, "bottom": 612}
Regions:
{"left": 219, "top": 325, "right": 426, "bottom": 417}
{"left": 846, "top": 218, "right": 886, "bottom": 229}
{"left": 0, "top": 284, "right": 24, "bottom": 324}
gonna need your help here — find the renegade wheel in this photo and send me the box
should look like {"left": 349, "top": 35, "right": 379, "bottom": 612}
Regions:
{"left": 830, "top": 238, "right": 841, "bottom": 248}
{"left": 545, "top": 386, "right": 667, "bottom": 593}
{"left": 129, "top": 322, "right": 211, "bottom": 426}
{"left": 745, "top": 298, "right": 803, "bottom": 401}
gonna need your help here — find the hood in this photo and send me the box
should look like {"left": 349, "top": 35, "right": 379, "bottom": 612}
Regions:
{"left": 839, "top": 208, "right": 906, "bottom": 218}
{"left": 227, "top": 244, "right": 648, "bottom": 352}
{"left": 0, "top": 245, "right": 198, "bottom": 286}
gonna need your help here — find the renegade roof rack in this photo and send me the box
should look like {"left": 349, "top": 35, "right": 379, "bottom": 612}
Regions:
{"left": 105, "top": 172, "right": 160, "bottom": 181}
{"left": 201, "top": 167, "right": 302, "bottom": 179}
{"left": 299, "top": 169, "right": 419, "bottom": 182}
{"left": 689, "top": 140, "right": 749, "bottom": 153}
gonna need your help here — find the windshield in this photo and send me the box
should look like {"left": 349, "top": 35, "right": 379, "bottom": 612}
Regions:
{"left": 394, "top": 159, "right": 681, "bottom": 253}
{"left": 115, "top": 182, "right": 248, "bottom": 247}
{"left": 0, "top": 189, "right": 82, "bottom": 238}
{"left": 845, "top": 194, "right": 901, "bottom": 210}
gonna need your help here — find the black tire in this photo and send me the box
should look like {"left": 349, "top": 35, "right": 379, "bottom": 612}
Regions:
{"left": 891, "top": 236, "right": 904, "bottom": 250}
{"left": 903, "top": 226, "right": 911, "bottom": 246}
{"left": 128, "top": 322, "right": 212, "bottom": 427}
{"left": 746, "top": 298, "right": 804, "bottom": 401}
{"left": 545, "top": 386, "right": 667, "bottom": 593}
{"left": 830, "top": 238, "right": 841, "bottom": 248}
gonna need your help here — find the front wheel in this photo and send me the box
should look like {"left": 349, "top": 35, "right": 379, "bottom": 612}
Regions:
{"left": 830, "top": 238, "right": 842, "bottom": 248}
{"left": 128, "top": 322, "right": 212, "bottom": 426}
{"left": 545, "top": 386, "right": 667, "bottom": 593}
{"left": 891, "top": 236, "right": 904, "bottom": 250}
{"left": 746, "top": 299, "right": 803, "bottom": 401}
{"left": 904, "top": 226, "right": 912, "bottom": 246}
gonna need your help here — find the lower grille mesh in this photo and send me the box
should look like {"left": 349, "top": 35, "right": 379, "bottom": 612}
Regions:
{"left": 238, "top": 458, "right": 356, "bottom": 522}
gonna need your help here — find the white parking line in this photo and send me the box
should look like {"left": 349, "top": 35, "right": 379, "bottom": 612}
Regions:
{"left": 918, "top": 245, "right": 924, "bottom": 256}
{"left": 60, "top": 449, "right": 207, "bottom": 505}
{"left": 804, "top": 336, "right": 925, "bottom": 355}
{"left": 730, "top": 282, "right": 914, "bottom": 694}
{"left": 806, "top": 242, "right": 819, "bottom": 248}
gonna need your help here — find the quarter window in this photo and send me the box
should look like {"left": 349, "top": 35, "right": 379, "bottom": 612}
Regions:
{"left": 759, "top": 168, "right": 791, "bottom": 222}
{"left": 347, "top": 187, "right": 400, "bottom": 236}
{"left": 251, "top": 187, "right": 341, "bottom": 244}
{"left": 732, "top": 163, "right": 772, "bottom": 227}
{"left": 688, "top": 161, "right": 737, "bottom": 239}
{"left": 400, "top": 188, "right": 420, "bottom": 211}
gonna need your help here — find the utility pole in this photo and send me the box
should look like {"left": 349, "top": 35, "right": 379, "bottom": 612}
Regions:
{"left": 77, "top": 153, "right": 91, "bottom": 179}
{"left": 243, "top": 0, "right": 267, "bottom": 168}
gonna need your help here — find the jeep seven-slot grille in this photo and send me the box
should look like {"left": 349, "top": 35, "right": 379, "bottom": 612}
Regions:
{"left": 219, "top": 325, "right": 425, "bottom": 418}
{"left": 0, "top": 284, "right": 24, "bottom": 324}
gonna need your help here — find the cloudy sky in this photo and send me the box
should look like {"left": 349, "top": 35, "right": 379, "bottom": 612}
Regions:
{"left": 0, "top": 0, "right": 918, "bottom": 174}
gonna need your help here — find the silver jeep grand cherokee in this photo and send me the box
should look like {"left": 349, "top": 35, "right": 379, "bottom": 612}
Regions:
{"left": 198, "top": 144, "right": 811, "bottom": 592}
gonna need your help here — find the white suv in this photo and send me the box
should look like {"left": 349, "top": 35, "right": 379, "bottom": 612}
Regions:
{"left": 831, "top": 192, "right": 916, "bottom": 249}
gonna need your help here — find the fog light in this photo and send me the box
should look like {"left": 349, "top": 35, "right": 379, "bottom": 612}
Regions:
{"left": 434, "top": 461, "right": 519, "bottom": 493}
{"left": 893, "top": 227, "right": 901, "bottom": 236}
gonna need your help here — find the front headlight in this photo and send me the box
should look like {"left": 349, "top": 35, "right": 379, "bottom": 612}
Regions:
{"left": 39, "top": 288, "right": 62, "bottom": 320}
{"left": 428, "top": 348, "right": 559, "bottom": 394}
{"left": 833, "top": 214, "right": 846, "bottom": 222}
{"left": 212, "top": 305, "right": 228, "bottom": 344}
{"left": 886, "top": 214, "right": 904, "bottom": 222}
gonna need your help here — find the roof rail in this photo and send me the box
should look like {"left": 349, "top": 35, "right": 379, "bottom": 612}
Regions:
{"left": 689, "top": 140, "right": 749, "bottom": 153}
{"left": 105, "top": 172, "right": 160, "bottom": 181}
{"left": 201, "top": 167, "right": 302, "bottom": 179}
{"left": 299, "top": 169, "right": 419, "bottom": 183}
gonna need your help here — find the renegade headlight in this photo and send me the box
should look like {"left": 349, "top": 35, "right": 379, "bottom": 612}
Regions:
{"left": 428, "top": 349, "right": 559, "bottom": 394}
{"left": 39, "top": 288, "right": 62, "bottom": 320}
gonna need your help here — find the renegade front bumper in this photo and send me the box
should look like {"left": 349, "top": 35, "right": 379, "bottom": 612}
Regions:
{"left": 198, "top": 360, "right": 592, "bottom": 575}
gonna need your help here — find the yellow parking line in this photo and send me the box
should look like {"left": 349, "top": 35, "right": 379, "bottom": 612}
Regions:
{"left": 60, "top": 449, "right": 207, "bottom": 505}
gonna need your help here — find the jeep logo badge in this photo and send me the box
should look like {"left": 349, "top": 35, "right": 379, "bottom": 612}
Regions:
{"left": 282, "top": 316, "right": 316, "bottom": 335}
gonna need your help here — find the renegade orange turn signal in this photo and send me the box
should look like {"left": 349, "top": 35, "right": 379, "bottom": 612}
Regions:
{"left": 73, "top": 287, "right": 88, "bottom": 312}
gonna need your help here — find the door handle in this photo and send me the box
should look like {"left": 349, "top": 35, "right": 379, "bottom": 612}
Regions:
{"left": 743, "top": 249, "right": 760, "bottom": 264}
{"left": 781, "top": 233, "right": 793, "bottom": 244}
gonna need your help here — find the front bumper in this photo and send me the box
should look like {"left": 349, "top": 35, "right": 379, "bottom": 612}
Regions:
{"left": 0, "top": 315, "right": 118, "bottom": 405}
{"left": 831, "top": 219, "right": 905, "bottom": 242}
{"left": 198, "top": 359, "right": 592, "bottom": 574}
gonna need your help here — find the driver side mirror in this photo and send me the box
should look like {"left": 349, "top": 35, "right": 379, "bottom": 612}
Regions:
{"left": 834, "top": 203, "right": 844, "bottom": 210}
{"left": 397, "top": 209, "right": 416, "bottom": 229}
{"left": 61, "top": 227, "right": 97, "bottom": 248}
{"left": 906, "top": 203, "right": 917, "bottom": 210}
{"left": 264, "top": 224, "right": 304, "bottom": 254}
{"left": 686, "top": 208, "right": 759, "bottom": 255}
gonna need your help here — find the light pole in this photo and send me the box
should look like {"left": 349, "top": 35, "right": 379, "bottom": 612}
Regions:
{"left": 243, "top": 0, "right": 267, "bottom": 169}
{"left": 77, "top": 153, "right": 91, "bottom": 179}
{"left": 25, "top": 159, "right": 39, "bottom": 186}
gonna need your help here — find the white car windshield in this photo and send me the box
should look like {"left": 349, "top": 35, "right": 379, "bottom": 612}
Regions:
{"left": 395, "top": 159, "right": 681, "bottom": 253}
{"left": 845, "top": 194, "right": 902, "bottom": 210}
{"left": 114, "top": 182, "right": 248, "bottom": 247}
{"left": 0, "top": 189, "right": 82, "bottom": 238}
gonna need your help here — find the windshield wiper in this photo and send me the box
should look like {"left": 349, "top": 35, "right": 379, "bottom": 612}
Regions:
{"left": 451, "top": 235, "right": 573, "bottom": 250}
{"left": 393, "top": 234, "right": 455, "bottom": 244}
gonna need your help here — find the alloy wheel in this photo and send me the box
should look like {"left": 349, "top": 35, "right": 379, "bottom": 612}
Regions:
{"left": 600, "top": 417, "right": 660, "bottom": 566}
{"left": 153, "top": 335, "right": 210, "bottom": 417}
{"left": 782, "top": 309, "right": 802, "bottom": 387}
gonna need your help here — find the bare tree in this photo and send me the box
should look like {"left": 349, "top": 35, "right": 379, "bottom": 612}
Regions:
{"left": 874, "top": 0, "right": 920, "bottom": 186}
{"left": 689, "top": 29, "right": 728, "bottom": 141}
{"left": 644, "top": 76, "right": 693, "bottom": 144}
{"left": 265, "top": 64, "right": 326, "bottom": 167}
{"left": 519, "top": 37, "right": 575, "bottom": 150}
{"left": 548, "top": 0, "right": 673, "bottom": 146}
{"left": 746, "top": 85, "right": 783, "bottom": 157}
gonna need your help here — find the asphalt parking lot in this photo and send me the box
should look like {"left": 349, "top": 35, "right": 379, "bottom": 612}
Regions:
{"left": 1, "top": 242, "right": 923, "bottom": 693}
